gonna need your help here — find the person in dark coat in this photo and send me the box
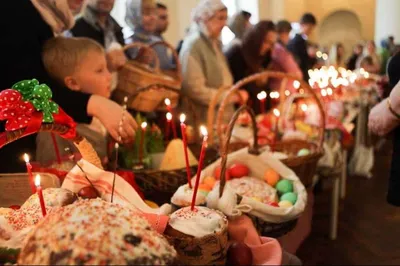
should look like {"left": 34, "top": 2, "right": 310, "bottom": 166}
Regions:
{"left": 0, "top": 0, "right": 137, "bottom": 172}
{"left": 368, "top": 51, "right": 400, "bottom": 206}
{"left": 287, "top": 13, "right": 317, "bottom": 81}
{"left": 386, "top": 52, "right": 400, "bottom": 206}
{"left": 346, "top": 43, "right": 363, "bottom": 70}
{"left": 70, "top": 0, "right": 125, "bottom": 49}
{"left": 225, "top": 21, "right": 277, "bottom": 114}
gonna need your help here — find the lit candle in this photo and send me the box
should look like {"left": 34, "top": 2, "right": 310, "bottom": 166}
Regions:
{"left": 301, "top": 104, "right": 308, "bottom": 112}
{"left": 23, "top": 154, "right": 36, "bottom": 193}
{"left": 164, "top": 98, "right": 172, "bottom": 113}
{"left": 139, "top": 122, "right": 147, "bottom": 164}
{"left": 273, "top": 108, "right": 280, "bottom": 134}
{"left": 191, "top": 126, "right": 208, "bottom": 211}
{"left": 165, "top": 112, "right": 171, "bottom": 140}
{"left": 180, "top": 114, "right": 192, "bottom": 188}
{"left": 35, "top": 174, "right": 46, "bottom": 217}
{"left": 293, "top": 80, "right": 300, "bottom": 90}
{"left": 166, "top": 112, "right": 177, "bottom": 139}
{"left": 257, "top": 91, "right": 267, "bottom": 114}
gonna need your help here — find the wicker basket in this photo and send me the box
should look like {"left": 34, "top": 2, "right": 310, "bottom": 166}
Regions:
{"left": 117, "top": 41, "right": 181, "bottom": 112}
{"left": 217, "top": 105, "right": 297, "bottom": 237}
{"left": 215, "top": 71, "right": 325, "bottom": 187}
{"left": 207, "top": 86, "right": 244, "bottom": 147}
{"left": 0, "top": 123, "right": 102, "bottom": 170}
{"left": 133, "top": 144, "right": 219, "bottom": 206}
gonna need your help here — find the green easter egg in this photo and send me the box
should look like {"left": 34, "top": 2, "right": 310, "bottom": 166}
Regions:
{"left": 276, "top": 179, "right": 293, "bottom": 194}
{"left": 297, "top": 148, "right": 310, "bottom": 157}
{"left": 280, "top": 192, "right": 297, "bottom": 205}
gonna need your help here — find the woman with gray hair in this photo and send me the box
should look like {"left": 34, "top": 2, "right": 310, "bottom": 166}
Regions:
{"left": 124, "top": 0, "right": 173, "bottom": 70}
{"left": 179, "top": 0, "right": 248, "bottom": 125}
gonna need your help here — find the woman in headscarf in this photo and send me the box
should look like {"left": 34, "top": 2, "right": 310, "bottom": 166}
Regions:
{"left": 225, "top": 20, "right": 277, "bottom": 114}
{"left": 179, "top": 0, "right": 248, "bottom": 125}
{"left": 125, "top": 0, "right": 173, "bottom": 70}
{"left": 0, "top": 0, "right": 137, "bottom": 172}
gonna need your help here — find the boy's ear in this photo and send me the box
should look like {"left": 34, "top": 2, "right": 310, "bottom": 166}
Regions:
{"left": 64, "top": 76, "right": 81, "bottom": 91}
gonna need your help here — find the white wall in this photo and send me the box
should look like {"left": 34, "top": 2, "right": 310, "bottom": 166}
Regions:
{"left": 375, "top": 0, "right": 400, "bottom": 44}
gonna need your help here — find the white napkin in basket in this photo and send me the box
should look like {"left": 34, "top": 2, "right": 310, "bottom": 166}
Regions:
{"left": 203, "top": 148, "right": 307, "bottom": 224}
{"left": 62, "top": 159, "right": 171, "bottom": 215}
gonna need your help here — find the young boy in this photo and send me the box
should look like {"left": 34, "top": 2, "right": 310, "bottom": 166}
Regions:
{"left": 36, "top": 37, "right": 112, "bottom": 165}
{"left": 287, "top": 13, "right": 317, "bottom": 81}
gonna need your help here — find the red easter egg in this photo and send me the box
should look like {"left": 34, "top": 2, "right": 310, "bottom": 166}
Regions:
{"left": 269, "top": 202, "right": 279, "bottom": 207}
{"left": 214, "top": 166, "right": 231, "bottom": 180}
{"left": 229, "top": 164, "right": 250, "bottom": 179}
{"left": 9, "top": 205, "right": 21, "bottom": 210}
{"left": 78, "top": 186, "right": 98, "bottom": 199}
{"left": 227, "top": 242, "right": 253, "bottom": 266}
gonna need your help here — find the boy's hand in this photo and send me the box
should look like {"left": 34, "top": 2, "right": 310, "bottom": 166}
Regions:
{"left": 88, "top": 95, "right": 137, "bottom": 143}
{"left": 106, "top": 49, "right": 127, "bottom": 72}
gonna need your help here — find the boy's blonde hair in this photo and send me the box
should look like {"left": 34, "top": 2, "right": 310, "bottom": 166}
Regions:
{"left": 43, "top": 37, "right": 105, "bottom": 84}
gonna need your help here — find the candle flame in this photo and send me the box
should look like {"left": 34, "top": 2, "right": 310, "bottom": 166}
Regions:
{"left": 200, "top": 125, "right": 208, "bottom": 136}
{"left": 23, "top": 153, "right": 29, "bottom": 163}
{"left": 115, "top": 143, "right": 119, "bottom": 149}
{"left": 180, "top": 114, "right": 186, "bottom": 123}
{"left": 123, "top": 96, "right": 128, "bottom": 103}
{"left": 166, "top": 112, "right": 172, "bottom": 121}
{"left": 35, "top": 174, "right": 41, "bottom": 187}
{"left": 364, "top": 72, "right": 370, "bottom": 79}
{"left": 164, "top": 98, "right": 171, "bottom": 106}
{"left": 321, "top": 89, "right": 327, "bottom": 97}
{"left": 273, "top": 108, "right": 280, "bottom": 117}
{"left": 299, "top": 89, "right": 304, "bottom": 94}
{"left": 285, "top": 90, "right": 290, "bottom": 96}
{"left": 293, "top": 80, "right": 300, "bottom": 89}
{"left": 141, "top": 122, "right": 148, "bottom": 129}
{"left": 301, "top": 104, "right": 308, "bottom": 112}
{"left": 327, "top": 87, "right": 333, "bottom": 95}
{"left": 257, "top": 91, "right": 267, "bottom": 100}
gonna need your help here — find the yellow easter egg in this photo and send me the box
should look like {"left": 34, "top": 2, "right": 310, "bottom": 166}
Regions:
{"left": 252, "top": 197, "right": 262, "bottom": 202}
{"left": 278, "top": 200, "right": 293, "bottom": 208}
{"left": 145, "top": 200, "right": 159, "bottom": 209}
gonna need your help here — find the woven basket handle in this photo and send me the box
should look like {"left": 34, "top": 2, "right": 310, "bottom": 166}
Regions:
{"left": 0, "top": 124, "right": 103, "bottom": 169}
{"left": 218, "top": 105, "right": 259, "bottom": 197}
{"left": 207, "top": 86, "right": 244, "bottom": 145}
{"left": 149, "top": 41, "right": 182, "bottom": 83}
{"left": 123, "top": 42, "right": 161, "bottom": 73}
{"left": 216, "top": 71, "right": 325, "bottom": 149}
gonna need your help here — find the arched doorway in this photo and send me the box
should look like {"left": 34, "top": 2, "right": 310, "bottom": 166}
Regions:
{"left": 319, "top": 10, "right": 363, "bottom": 60}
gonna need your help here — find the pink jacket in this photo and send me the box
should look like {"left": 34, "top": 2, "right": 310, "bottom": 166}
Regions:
{"left": 269, "top": 42, "right": 303, "bottom": 93}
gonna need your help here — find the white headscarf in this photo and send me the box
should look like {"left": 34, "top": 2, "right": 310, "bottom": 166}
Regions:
{"left": 31, "top": 0, "right": 75, "bottom": 34}
{"left": 191, "top": 0, "right": 226, "bottom": 24}
{"left": 190, "top": 0, "right": 226, "bottom": 37}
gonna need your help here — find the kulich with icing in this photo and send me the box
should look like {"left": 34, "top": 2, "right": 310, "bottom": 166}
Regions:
{"left": 228, "top": 177, "right": 277, "bottom": 204}
{"left": 168, "top": 206, "right": 227, "bottom": 238}
{"left": 0, "top": 188, "right": 77, "bottom": 249}
{"left": 18, "top": 198, "right": 176, "bottom": 265}
{"left": 171, "top": 184, "right": 206, "bottom": 207}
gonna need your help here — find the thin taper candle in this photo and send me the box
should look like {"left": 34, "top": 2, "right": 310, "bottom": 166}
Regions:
{"left": 23, "top": 154, "right": 36, "bottom": 193}
{"left": 180, "top": 114, "right": 192, "bottom": 188}
{"left": 35, "top": 174, "right": 46, "bottom": 217}
{"left": 191, "top": 126, "right": 208, "bottom": 211}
